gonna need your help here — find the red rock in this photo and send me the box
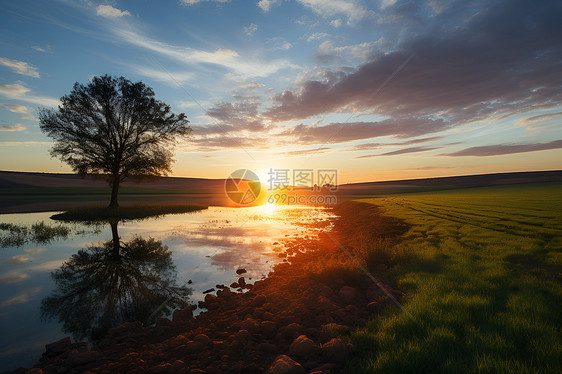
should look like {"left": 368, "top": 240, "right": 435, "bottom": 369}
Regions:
{"left": 322, "top": 338, "right": 351, "bottom": 363}
{"left": 338, "top": 286, "right": 359, "bottom": 304}
{"left": 65, "top": 351, "right": 100, "bottom": 367}
{"left": 238, "top": 277, "right": 246, "bottom": 287}
{"left": 267, "top": 355, "right": 306, "bottom": 374}
{"left": 280, "top": 323, "right": 303, "bottom": 339}
{"left": 241, "top": 318, "right": 260, "bottom": 334}
{"left": 260, "top": 321, "right": 277, "bottom": 336}
{"left": 172, "top": 308, "right": 193, "bottom": 323}
{"left": 148, "top": 363, "right": 172, "bottom": 373}
{"left": 234, "top": 329, "right": 252, "bottom": 345}
{"left": 289, "top": 335, "right": 320, "bottom": 358}
{"left": 193, "top": 334, "right": 212, "bottom": 347}
{"left": 44, "top": 337, "right": 71, "bottom": 356}
{"left": 24, "top": 369, "right": 43, "bottom": 374}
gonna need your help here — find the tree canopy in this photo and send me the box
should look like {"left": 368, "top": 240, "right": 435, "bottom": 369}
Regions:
{"left": 39, "top": 75, "right": 191, "bottom": 207}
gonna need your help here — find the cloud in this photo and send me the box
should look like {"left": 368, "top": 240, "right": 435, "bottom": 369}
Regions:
{"left": 295, "top": 0, "right": 374, "bottom": 23}
{"left": 264, "top": 0, "right": 562, "bottom": 131}
{"left": 276, "top": 147, "right": 332, "bottom": 156}
{"left": 257, "top": 0, "right": 282, "bottom": 12}
{"left": 96, "top": 5, "right": 131, "bottom": 18}
{"left": 182, "top": 0, "right": 229, "bottom": 5}
{"left": 0, "top": 141, "right": 52, "bottom": 146}
{"left": 316, "top": 39, "right": 383, "bottom": 63}
{"left": 0, "top": 103, "right": 29, "bottom": 114}
{"left": 112, "top": 27, "right": 291, "bottom": 78}
{"left": 442, "top": 140, "right": 562, "bottom": 157}
{"left": 0, "top": 287, "right": 41, "bottom": 308}
{"left": 0, "top": 57, "right": 40, "bottom": 78}
{"left": 352, "top": 135, "right": 443, "bottom": 151}
{"left": 278, "top": 118, "right": 450, "bottom": 144}
{"left": 0, "top": 83, "right": 59, "bottom": 107}
{"left": 0, "top": 121, "right": 25, "bottom": 132}
{"left": 0, "top": 273, "right": 30, "bottom": 284}
{"left": 0, "top": 255, "right": 30, "bottom": 265}
{"left": 243, "top": 23, "right": 258, "bottom": 36}
{"left": 330, "top": 19, "right": 342, "bottom": 27}
{"left": 307, "top": 32, "right": 329, "bottom": 42}
{"left": 356, "top": 146, "right": 441, "bottom": 158}
{"left": 380, "top": 0, "right": 397, "bottom": 10}
{"left": 31, "top": 46, "right": 50, "bottom": 53}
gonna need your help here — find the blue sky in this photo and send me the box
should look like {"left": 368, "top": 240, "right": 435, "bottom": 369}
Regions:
{"left": 1, "top": 0, "right": 561, "bottom": 182}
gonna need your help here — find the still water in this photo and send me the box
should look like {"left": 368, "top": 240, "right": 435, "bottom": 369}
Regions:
{"left": 0, "top": 205, "right": 334, "bottom": 370}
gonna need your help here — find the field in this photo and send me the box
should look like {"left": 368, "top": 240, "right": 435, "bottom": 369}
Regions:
{"left": 348, "top": 183, "right": 562, "bottom": 372}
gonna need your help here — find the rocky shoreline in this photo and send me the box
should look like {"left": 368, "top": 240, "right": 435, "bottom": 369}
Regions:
{"left": 8, "top": 201, "right": 410, "bottom": 374}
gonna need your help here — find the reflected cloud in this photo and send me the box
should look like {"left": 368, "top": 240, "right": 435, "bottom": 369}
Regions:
{"left": 0, "top": 287, "right": 41, "bottom": 308}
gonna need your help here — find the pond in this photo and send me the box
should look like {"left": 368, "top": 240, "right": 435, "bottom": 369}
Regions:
{"left": 0, "top": 205, "right": 335, "bottom": 371}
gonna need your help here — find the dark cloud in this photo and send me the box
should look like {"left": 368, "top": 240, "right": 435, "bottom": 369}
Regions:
{"left": 356, "top": 146, "right": 441, "bottom": 159}
{"left": 352, "top": 135, "right": 444, "bottom": 151}
{"left": 265, "top": 0, "right": 562, "bottom": 131}
{"left": 278, "top": 118, "right": 449, "bottom": 144}
{"left": 443, "top": 140, "right": 562, "bottom": 157}
{"left": 275, "top": 147, "right": 332, "bottom": 157}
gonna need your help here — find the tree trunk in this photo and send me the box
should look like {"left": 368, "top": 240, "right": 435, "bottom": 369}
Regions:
{"left": 108, "top": 173, "right": 120, "bottom": 208}
{"left": 110, "top": 220, "right": 120, "bottom": 253}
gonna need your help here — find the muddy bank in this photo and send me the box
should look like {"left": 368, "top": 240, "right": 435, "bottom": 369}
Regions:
{"left": 8, "top": 201, "right": 410, "bottom": 374}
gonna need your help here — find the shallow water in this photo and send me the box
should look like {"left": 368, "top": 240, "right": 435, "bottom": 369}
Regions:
{"left": 0, "top": 205, "right": 334, "bottom": 371}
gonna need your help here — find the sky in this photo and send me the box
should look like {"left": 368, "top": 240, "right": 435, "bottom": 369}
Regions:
{"left": 0, "top": 0, "right": 561, "bottom": 184}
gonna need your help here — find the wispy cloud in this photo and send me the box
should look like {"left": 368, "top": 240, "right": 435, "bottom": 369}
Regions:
{"left": 96, "top": 5, "right": 131, "bottom": 18}
{"left": 0, "top": 287, "right": 41, "bottom": 308}
{"left": 0, "top": 57, "right": 40, "bottom": 78}
{"left": 443, "top": 140, "right": 562, "bottom": 157}
{"left": 243, "top": 23, "right": 258, "bottom": 36}
{"left": 257, "top": 0, "right": 282, "bottom": 12}
{"left": 0, "top": 83, "right": 59, "bottom": 107}
{"left": 0, "top": 141, "right": 52, "bottom": 146}
{"left": 356, "top": 146, "right": 441, "bottom": 158}
{"left": 181, "top": 0, "right": 229, "bottom": 5}
{"left": 0, "top": 103, "right": 29, "bottom": 114}
{"left": 276, "top": 147, "right": 332, "bottom": 156}
{"left": 296, "top": 0, "right": 374, "bottom": 23}
{"left": 0, "top": 121, "right": 25, "bottom": 132}
{"left": 111, "top": 26, "right": 291, "bottom": 78}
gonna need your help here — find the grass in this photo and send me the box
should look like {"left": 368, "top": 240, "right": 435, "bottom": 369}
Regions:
{"left": 347, "top": 182, "right": 562, "bottom": 373}
{"left": 0, "top": 221, "right": 72, "bottom": 247}
{"left": 50, "top": 204, "right": 208, "bottom": 222}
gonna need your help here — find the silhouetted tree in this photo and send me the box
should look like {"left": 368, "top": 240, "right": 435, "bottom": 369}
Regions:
{"left": 39, "top": 75, "right": 191, "bottom": 208}
{"left": 40, "top": 221, "right": 192, "bottom": 341}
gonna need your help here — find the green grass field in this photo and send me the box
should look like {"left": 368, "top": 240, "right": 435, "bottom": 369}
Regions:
{"left": 349, "top": 183, "right": 562, "bottom": 373}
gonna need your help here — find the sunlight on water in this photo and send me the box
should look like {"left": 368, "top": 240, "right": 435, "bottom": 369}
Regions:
{"left": 0, "top": 205, "right": 334, "bottom": 370}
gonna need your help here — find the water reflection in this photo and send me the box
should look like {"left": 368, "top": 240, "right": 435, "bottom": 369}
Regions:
{"left": 40, "top": 220, "right": 191, "bottom": 342}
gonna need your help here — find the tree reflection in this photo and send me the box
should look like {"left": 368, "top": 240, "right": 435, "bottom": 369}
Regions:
{"left": 40, "top": 220, "right": 191, "bottom": 342}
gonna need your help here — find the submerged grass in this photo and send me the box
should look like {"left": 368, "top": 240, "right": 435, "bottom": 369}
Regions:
{"left": 50, "top": 204, "right": 208, "bottom": 222}
{"left": 347, "top": 182, "right": 562, "bottom": 373}
{"left": 0, "top": 221, "right": 72, "bottom": 247}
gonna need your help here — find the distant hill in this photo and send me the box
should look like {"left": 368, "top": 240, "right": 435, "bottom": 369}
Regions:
{"left": 0, "top": 170, "right": 561, "bottom": 213}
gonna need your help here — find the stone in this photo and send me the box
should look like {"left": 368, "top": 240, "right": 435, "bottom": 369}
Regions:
{"left": 338, "top": 286, "right": 359, "bottom": 305}
{"left": 65, "top": 351, "right": 100, "bottom": 367}
{"left": 241, "top": 318, "right": 260, "bottom": 334}
{"left": 238, "top": 277, "right": 246, "bottom": 288}
{"left": 25, "top": 369, "right": 43, "bottom": 374}
{"left": 375, "top": 264, "right": 388, "bottom": 271}
{"left": 236, "top": 268, "right": 247, "bottom": 275}
{"left": 280, "top": 323, "right": 303, "bottom": 339}
{"left": 148, "top": 363, "right": 172, "bottom": 373}
{"left": 45, "top": 337, "right": 71, "bottom": 356}
{"left": 234, "top": 329, "right": 252, "bottom": 345}
{"left": 289, "top": 335, "right": 320, "bottom": 358}
{"left": 172, "top": 308, "right": 193, "bottom": 323}
{"left": 155, "top": 317, "right": 172, "bottom": 327}
{"left": 260, "top": 321, "right": 277, "bottom": 336}
{"left": 266, "top": 355, "right": 306, "bottom": 374}
{"left": 193, "top": 334, "right": 212, "bottom": 347}
{"left": 322, "top": 338, "right": 351, "bottom": 363}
